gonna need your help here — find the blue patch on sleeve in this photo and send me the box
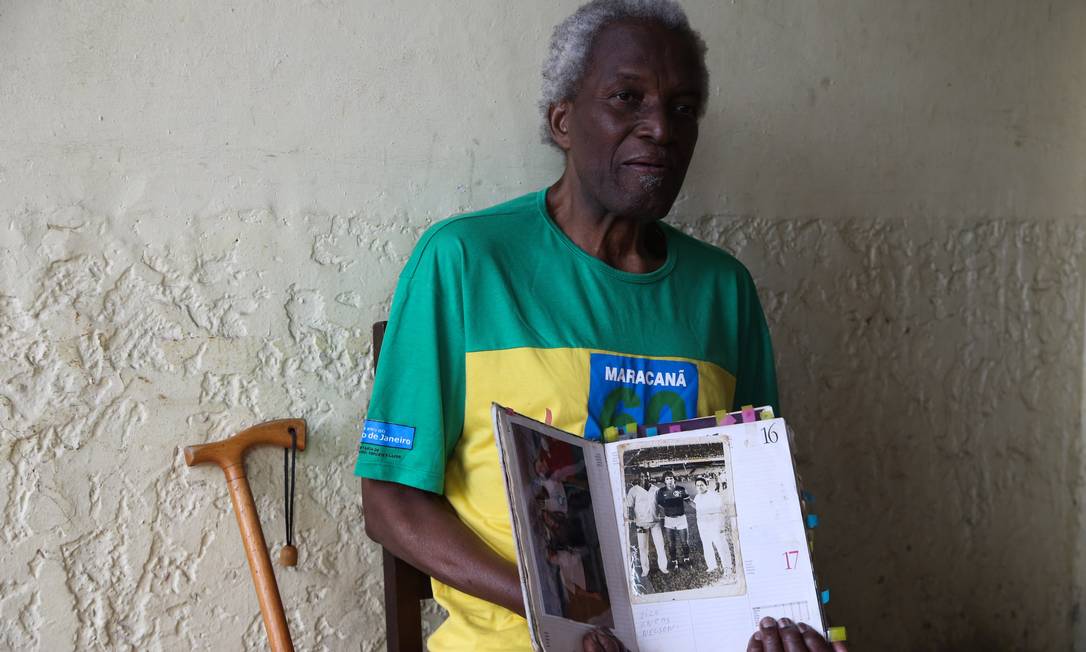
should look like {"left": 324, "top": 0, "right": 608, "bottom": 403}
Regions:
{"left": 360, "top": 420, "right": 416, "bottom": 450}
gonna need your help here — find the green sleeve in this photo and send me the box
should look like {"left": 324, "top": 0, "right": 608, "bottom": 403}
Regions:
{"left": 353, "top": 223, "right": 466, "bottom": 494}
{"left": 732, "top": 270, "right": 781, "bottom": 417}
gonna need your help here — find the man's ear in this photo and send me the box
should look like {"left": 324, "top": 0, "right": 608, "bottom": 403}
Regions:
{"left": 547, "top": 101, "right": 573, "bottom": 150}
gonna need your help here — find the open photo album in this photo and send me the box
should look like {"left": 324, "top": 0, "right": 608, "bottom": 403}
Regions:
{"left": 492, "top": 404, "right": 825, "bottom": 652}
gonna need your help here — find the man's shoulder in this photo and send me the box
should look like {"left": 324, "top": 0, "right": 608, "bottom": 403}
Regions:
{"left": 402, "top": 191, "right": 543, "bottom": 278}
{"left": 421, "top": 191, "right": 542, "bottom": 246}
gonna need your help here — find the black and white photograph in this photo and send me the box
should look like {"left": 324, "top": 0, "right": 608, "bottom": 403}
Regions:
{"left": 618, "top": 438, "right": 746, "bottom": 603}
{"left": 511, "top": 424, "right": 614, "bottom": 627}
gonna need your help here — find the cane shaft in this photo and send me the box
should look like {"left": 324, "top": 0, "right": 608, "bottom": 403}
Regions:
{"left": 227, "top": 470, "right": 294, "bottom": 652}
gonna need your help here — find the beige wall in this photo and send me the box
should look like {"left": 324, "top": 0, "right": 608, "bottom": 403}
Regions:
{"left": 1, "top": 1, "right": 1084, "bottom": 650}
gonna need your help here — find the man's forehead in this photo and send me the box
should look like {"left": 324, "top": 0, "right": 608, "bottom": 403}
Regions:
{"left": 584, "top": 22, "right": 702, "bottom": 81}
{"left": 600, "top": 68, "right": 703, "bottom": 95}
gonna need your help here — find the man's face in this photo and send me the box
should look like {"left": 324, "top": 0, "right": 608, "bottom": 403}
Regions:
{"left": 556, "top": 20, "right": 703, "bottom": 221}
{"left": 665, "top": 476, "right": 676, "bottom": 490}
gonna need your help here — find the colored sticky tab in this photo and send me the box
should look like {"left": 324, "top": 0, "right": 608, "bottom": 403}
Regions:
{"left": 626, "top": 422, "right": 638, "bottom": 435}
{"left": 827, "top": 627, "right": 847, "bottom": 643}
{"left": 667, "top": 424, "right": 682, "bottom": 433}
{"left": 820, "top": 589, "right": 830, "bottom": 604}
{"left": 715, "top": 409, "right": 737, "bottom": 425}
{"left": 806, "top": 514, "right": 819, "bottom": 528}
{"left": 802, "top": 490, "right": 815, "bottom": 503}
{"left": 741, "top": 405, "right": 756, "bottom": 423}
{"left": 604, "top": 426, "right": 619, "bottom": 443}
{"left": 645, "top": 426, "right": 658, "bottom": 437}
{"left": 759, "top": 408, "right": 774, "bottom": 420}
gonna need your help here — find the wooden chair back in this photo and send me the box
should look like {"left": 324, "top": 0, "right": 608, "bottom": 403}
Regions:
{"left": 372, "top": 320, "right": 434, "bottom": 652}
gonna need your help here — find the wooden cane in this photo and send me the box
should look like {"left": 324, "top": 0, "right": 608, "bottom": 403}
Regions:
{"left": 183, "top": 419, "right": 307, "bottom": 652}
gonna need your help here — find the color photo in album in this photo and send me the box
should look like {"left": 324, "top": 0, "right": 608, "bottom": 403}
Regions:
{"left": 618, "top": 439, "right": 746, "bottom": 603}
{"left": 511, "top": 423, "right": 614, "bottom": 627}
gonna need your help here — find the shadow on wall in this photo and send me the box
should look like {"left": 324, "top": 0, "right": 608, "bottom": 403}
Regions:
{"left": 694, "top": 216, "right": 1085, "bottom": 651}
{"left": 671, "top": 2, "right": 1086, "bottom": 649}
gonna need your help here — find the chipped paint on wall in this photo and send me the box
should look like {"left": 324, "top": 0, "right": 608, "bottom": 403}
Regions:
{"left": 1, "top": 210, "right": 1082, "bottom": 650}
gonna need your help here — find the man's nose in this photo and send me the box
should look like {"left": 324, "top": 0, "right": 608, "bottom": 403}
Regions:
{"left": 638, "top": 100, "right": 671, "bottom": 145}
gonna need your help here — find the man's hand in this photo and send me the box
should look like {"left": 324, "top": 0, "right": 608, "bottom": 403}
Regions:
{"left": 746, "top": 617, "right": 848, "bottom": 652}
{"left": 582, "top": 628, "right": 627, "bottom": 652}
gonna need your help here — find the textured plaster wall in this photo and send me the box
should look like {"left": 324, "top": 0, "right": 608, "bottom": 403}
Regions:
{"left": 1, "top": 1, "right": 1084, "bottom": 651}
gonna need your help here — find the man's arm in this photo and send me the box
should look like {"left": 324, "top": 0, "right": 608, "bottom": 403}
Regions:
{"left": 361, "top": 478, "right": 525, "bottom": 617}
{"left": 366, "top": 479, "right": 629, "bottom": 652}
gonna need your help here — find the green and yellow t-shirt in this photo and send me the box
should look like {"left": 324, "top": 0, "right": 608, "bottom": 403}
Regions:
{"left": 354, "top": 189, "right": 778, "bottom": 651}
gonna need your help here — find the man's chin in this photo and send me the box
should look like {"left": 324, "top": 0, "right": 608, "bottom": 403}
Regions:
{"left": 616, "top": 190, "right": 680, "bottom": 221}
{"left": 608, "top": 173, "right": 683, "bottom": 220}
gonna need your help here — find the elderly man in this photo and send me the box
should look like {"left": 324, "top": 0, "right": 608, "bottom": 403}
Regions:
{"left": 358, "top": 1, "right": 842, "bottom": 651}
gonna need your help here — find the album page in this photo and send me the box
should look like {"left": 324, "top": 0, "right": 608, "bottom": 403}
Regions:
{"left": 604, "top": 418, "right": 824, "bottom": 651}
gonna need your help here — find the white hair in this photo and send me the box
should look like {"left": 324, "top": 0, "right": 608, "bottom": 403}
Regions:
{"left": 539, "top": 0, "right": 709, "bottom": 146}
